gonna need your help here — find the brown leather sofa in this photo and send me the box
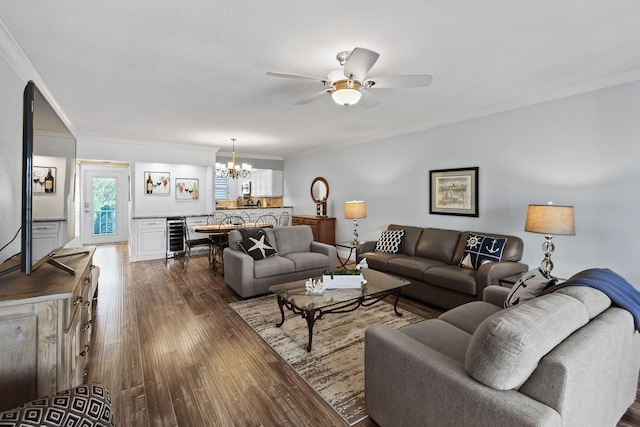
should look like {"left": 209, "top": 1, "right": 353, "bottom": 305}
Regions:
{"left": 356, "top": 224, "right": 528, "bottom": 309}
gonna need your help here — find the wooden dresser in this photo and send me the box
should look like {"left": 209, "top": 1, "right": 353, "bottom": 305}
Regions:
{"left": 0, "top": 247, "right": 99, "bottom": 411}
{"left": 291, "top": 215, "right": 336, "bottom": 245}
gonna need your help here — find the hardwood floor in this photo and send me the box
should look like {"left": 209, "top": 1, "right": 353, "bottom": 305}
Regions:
{"left": 88, "top": 244, "right": 640, "bottom": 427}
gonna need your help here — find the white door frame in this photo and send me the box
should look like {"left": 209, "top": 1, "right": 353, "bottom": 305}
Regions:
{"left": 79, "top": 163, "right": 130, "bottom": 245}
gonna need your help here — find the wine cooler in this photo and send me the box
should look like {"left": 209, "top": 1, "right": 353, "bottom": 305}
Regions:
{"left": 166, "top": 217, "right": 185, "bottom": 258}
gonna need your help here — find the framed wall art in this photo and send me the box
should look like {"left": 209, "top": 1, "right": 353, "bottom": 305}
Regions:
{"left": 144, "top": 171, "right": 170, "bottom": 195}
{"left": 429, "top": 167, "right": 479, "bottom": 217}
{"left": 33, "top": 166, "right": 56, "bottom": 194}
{"left": 175, "top": 178, "right": 199, "bottom": 200}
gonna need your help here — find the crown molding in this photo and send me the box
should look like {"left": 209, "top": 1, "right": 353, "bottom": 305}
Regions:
{"left": 77, "top": 135, "right": 222, "bottom": 153}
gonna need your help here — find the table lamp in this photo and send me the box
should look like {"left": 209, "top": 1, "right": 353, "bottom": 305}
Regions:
{"left": 345, "top": 201, "right": 367, "bottom": 246}
{"left": 524, "top": 202, "right": 575, "bottom": 279}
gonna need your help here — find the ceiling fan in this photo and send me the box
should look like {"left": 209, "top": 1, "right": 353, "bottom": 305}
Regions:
{"left": 266, "top": 47, "right": 433, "bottom": 108}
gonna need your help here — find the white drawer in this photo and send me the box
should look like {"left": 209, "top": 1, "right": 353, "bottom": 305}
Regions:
{"left": 137, "top": 218, "right": 166, "bottom": 229}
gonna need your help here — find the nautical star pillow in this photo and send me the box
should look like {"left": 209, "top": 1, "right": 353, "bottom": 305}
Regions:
{"left": 237, "top": 229, "right": 278, "bottom": 260}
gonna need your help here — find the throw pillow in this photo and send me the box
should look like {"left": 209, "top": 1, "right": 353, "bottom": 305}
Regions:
{"left": 237, "top": 229, "right": 277, "bottom": 260}
{"left": 459, "top": 233, "right": 507, "bottom": 270}
{"left": 504, "top": 268, "right": 555, "bottom": 308}
{"left": 374, "top": 229, "right": 405, "bottom": 253}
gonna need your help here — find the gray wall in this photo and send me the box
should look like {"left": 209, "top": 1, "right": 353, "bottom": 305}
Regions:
{"left": 284, "top": 80, "right": 640, "bottom": 287}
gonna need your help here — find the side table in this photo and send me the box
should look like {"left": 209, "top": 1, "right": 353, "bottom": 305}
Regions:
{"left": 498, "top": 272, "right": 525, "bottom": 288}
{"left": 498, "top": 271, "right": 566, "bottom": 288}
{"left": 335, "top": 241, "right": 358, "bottom": 269}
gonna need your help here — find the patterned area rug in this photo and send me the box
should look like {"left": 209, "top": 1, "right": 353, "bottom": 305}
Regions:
{"left": 230, "top": 295, "right": 425, "bottom": 425}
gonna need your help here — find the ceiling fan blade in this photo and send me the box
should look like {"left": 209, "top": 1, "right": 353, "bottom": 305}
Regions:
{"left": 357, "top": 90, "right": 380, "bottom": 109}
{"left": 266, "top": 71, "right": 328, "bottom": 83}
{"left": 294, "top": 90, "right": 330, "bottom": 105}
{"left": 343, "top": 47, "right": 380, "bottom": 81}
{"left": 366, "top": 74, "right": 433, "bottom": 89}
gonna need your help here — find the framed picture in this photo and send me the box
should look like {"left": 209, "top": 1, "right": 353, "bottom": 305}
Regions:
{"left": 33, "top": 166, "right": 56, "bottom": 194}
{"left": 175, "top": 178, "right": 199, "bottom": 200}
{"left": 144, "top": 171, "right": 170, "bottom": 195}
{"left": 429, "top": 167, "right": 479, "bottom": 217}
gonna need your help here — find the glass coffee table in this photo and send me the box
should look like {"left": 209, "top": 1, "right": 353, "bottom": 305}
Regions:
{"left": 269, "top": 268, "right": 411, "bottom": 352}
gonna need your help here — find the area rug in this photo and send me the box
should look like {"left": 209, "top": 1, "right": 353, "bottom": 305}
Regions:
{"left": 229, "top": 295, "right": 425, "bottom": 425}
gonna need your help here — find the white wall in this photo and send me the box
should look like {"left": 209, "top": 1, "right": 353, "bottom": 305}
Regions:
{"left": 132, "top": 162, "right": 211, "bottom": 218}
{"left": 284, "top": 80, "right": 640, "bottom": 287}
{"left": 0, "top": 51, "right": 26, "bottom": 263}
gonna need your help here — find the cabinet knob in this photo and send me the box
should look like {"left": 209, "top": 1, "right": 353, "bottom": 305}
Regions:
{"left": 82, "top": 320, "right": 93, "bottom": 332}
{"left": 82, "top": 301, "right": 91, "bottom": 309}
{"left": 80, "top": 344, "right": 90, "bottom": 357}
{"left": 73, "top": 297, "right": 83, "bottom": 305}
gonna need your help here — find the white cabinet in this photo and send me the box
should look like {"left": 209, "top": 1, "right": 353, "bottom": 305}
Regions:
{"left": 32, "top": 221, "right": 65, "bottom": 262}
{"left": 186, "top": 216, "right": 208, "bottom": 227}
{"left": 251, "top": 170, "right": 283, "bottom": 197}
{"left": 134, "top": 218, "right": 166, "bottom": 261}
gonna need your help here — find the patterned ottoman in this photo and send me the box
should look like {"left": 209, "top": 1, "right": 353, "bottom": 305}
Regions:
{"left": 0, "top": 384, "right": 113, "bottom": 427}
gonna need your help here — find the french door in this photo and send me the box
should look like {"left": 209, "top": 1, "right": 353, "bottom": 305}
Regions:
{"left": 80, "top": 164, "right": 129, "bottom": 244}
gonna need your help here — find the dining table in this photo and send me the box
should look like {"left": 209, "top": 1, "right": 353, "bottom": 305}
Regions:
{"left": 192, "top": 222, "right": 271, "bottom": 233}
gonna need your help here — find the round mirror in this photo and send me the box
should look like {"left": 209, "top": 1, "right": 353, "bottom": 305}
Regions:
{"left": 310, "top": 176, "right": 329, "bottom": 203}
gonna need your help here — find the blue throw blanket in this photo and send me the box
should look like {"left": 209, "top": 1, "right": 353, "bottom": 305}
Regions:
{"left": 549, "top": 268, "right": 640, "bottom": 332}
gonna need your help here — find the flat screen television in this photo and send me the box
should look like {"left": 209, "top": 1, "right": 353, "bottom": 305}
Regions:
{"left": 0, "top": 81, "right": 78, "bottom": 276}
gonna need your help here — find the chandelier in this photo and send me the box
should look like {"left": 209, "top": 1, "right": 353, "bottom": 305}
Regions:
{"left": 215, "top": 138, "right": 252, "bottom": 179}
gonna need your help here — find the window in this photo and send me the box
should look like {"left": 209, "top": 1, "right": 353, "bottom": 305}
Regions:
{"left": 215, "top": 177, "right": 228, "bottom": 200}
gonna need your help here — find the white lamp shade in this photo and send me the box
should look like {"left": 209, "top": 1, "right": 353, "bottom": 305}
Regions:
{"left": 345, "top": 200, "right": 367, "bottom": 219}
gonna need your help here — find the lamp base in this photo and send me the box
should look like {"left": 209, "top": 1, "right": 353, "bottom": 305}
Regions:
{"left": 540, "top": 234, "right": 555, "bottom": 279}
{"left": 352, "top": 219, "right": 359, "bottom": 246}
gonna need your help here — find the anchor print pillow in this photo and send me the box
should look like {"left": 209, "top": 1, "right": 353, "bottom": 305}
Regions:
{"left": 459, "top": 233, "right": 507, "bottom": 270}
{"left": 504, "top": 267, "right": 555, "bottom": 308}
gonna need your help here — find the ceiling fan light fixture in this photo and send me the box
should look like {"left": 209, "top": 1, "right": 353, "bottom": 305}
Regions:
{"left": 331, "top": 80, "right": 362, "bottom": 106}
{"left": 331, "top": 89, "right": 361, "bottom": 106}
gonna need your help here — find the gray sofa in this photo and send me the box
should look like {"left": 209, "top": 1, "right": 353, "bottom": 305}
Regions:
{"left": 365, "top": 284, "right": 640, "bottom": 427}
{"left": 356, "top": 224, "right": 528, "bottom": 309}
{"left": 224, "top": 225, "right": 337, "bottom": 298}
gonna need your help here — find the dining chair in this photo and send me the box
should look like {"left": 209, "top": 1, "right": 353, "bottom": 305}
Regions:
{"left": 182, "top": 217, "right": 213, "bottom": 272}
{"left": 256, "top": 214, "right": 278, "bottom": 228}
{"left": 238, "top": 211, "right": 251, "bottom": 224}
{"left": 210, "top": 216, "right": 245, "bottom": 271}
{"left": 208, "top": 211, "right": 228, "bottom": 225}
{"left": 278, "top": 211, "right": 290, "bottom": 226}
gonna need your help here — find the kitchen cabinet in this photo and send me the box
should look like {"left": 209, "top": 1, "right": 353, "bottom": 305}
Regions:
{"left": 291, "top": 215, "right": 335, "bottom": 245}
{"left": 0, "top": 247, "right": 98, "bottom": 411}
{"left": 251, "top": 170, "right": 283, "bottom": 197}
{"left": 32, "top": 220, "right": 66, "bottom": 262}
{"left": 134, "top": 218, "right": 166, "bottom": 261}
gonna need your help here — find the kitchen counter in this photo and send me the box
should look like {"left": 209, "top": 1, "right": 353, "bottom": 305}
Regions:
{"left": 132, "top": 214, "right": 209, "bottom": 219}
{"left": 216, "top": 206, "right": 293, "bottom": 210}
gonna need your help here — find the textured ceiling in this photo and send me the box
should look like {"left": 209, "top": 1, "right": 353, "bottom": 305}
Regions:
{"left": 1, "top": 1, "right": 640, "bottom": 159}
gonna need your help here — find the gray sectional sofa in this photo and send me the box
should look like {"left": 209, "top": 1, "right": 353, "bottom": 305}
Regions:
{"left": 356, "top": 224, "right": 528, "bottom": 309}
{"left": 365, "top": 284, "right": 640, "bottom": 427}
{"left": 223, "top": 225, "right": 336, "bottom": 298}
